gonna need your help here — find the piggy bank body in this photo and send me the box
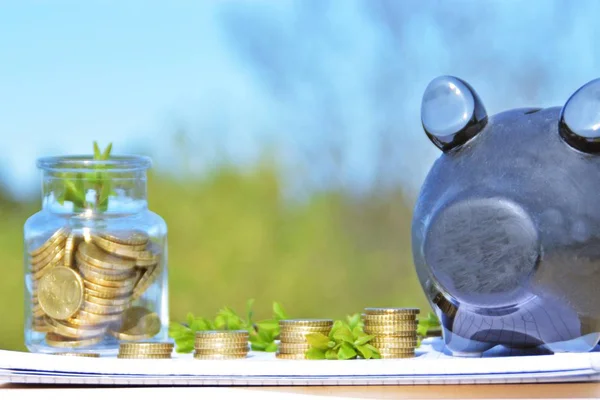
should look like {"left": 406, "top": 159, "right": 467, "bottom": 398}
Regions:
{"left": 413, "top": 76, "right": 600, "bottom": 356}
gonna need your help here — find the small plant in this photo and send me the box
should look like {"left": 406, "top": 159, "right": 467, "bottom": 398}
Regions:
{"left": 56, "top": 141, "right": 115, "bottom": 213}
{"left": 305, "top": 314, "right": 380, "bottom": 360}
{"left": 168, "top": 299, "right": 288, "bottom": 353}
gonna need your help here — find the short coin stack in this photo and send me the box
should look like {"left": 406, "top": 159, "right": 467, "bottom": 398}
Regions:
{"left": 363, "top": 308, "right": 420, "bottom": 359}
{"left": 194, "top": 330, "right": 249, "bottom": 360}
{"left": 277, "top": 319, "right": 333, "bottom": 359}
{"left": 27, "top": 227, "right": 163, "bottom": 348}
{"left": 117, "top": 342, "right": 174, "bottom": 359}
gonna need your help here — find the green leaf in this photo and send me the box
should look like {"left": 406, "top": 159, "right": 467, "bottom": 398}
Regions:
{"left": 325, "top": 349, "right": 338, "bottom": 360}
{"left": 101, "top": 143, "right": 113, "bottom": 159}
{"left": 337, "top": 343, "right": 357, "bottom": 360}
{"left": 189, "top": 317, "right": 212, "bottom": 332}
{"left": 214, "top": 314, "right": 226, "bottom": 329}
{"left": 256, "top": 319, "right": 279, "bottom": 332}
{"left": 356, "top": 344, "right": 373, "bottom": 359}
{"left": 332, "top": 326, "right": 354, "bottom": 343}
{"left": 354, "top": 334, "right": 375, "bottom": 346}
{"left": 93, "top": 141, "right": 101, "bottom": 159}
{"left": 258, "top": 329, "right": 274, "bottom": 343}
{"left": 346, "top": 313, "right": 362, "bottom": 330}
{"left": 329, "top": 320, "right": 344, "bottom": 336}
{"left": 174, "top": 341, "right": 195, "bottom": 354}
{"left": 363, "top": 343, "right": 379, "bottom": 354}
{"left": 251, "top": 341, "right": 267, "bottom": 351}
{"left": 186, "top": 313, "right": 196, "bottom": 328}
{"left": 273, "top": 302, "right": 288, "bottom": 320}
{"left": 306, "top": 348, "right": 326, "bottom": 360}
{"left": 305, "top": 332, "right": 330, "bottom": 350}
{"left": 168, "top": 322, "right": 191, "bottom": 339}
{"left": 264, "top": 342, "right": 278, "bottom": 352}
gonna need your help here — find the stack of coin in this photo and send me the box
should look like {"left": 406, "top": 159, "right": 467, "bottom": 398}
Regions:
{"left": 28, "top": 227, "right": 70, "bottom": 333}
{"left": 276, "top": 319, "right": 333, "bottom": 360}
{"left": 194, "top": 330, "right": 249, "bottom": 360}
{"left": 362, "top": 308, "right": 420, "bottom": 359}
{"left": 27, "top": 227, "right": 164, "bottom": 349}
{"left": 117, "top": 342, "right": 173, "bottom": 359}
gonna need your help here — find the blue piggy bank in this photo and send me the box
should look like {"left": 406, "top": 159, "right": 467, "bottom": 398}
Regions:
{"left": 412, "top": 76, "right": 600, "bottom": 356}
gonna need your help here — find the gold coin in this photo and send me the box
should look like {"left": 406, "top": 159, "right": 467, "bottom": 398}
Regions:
{"left": 364, "top": 308, "right": 420, "bottom": 316}
{"left": 31, "top": 250, "right": 65, "bottom": 280}
{"left": 117, "top": 354, "right": 171, "bottom": 359}
{"left": 45, "top": 332, "right": 102, "bottom": 348}
{"left": 29, "top": 227, "right": 69, "bottom": 257}
{"left": 63, "top": 233, "right": 82, "bottom": 268}
{"left": 195, "top": 330, "right": 249, "bottom": 339}
{"left": 194, "top": 337, "right": 249, "bottom": 344}
{"left": 91, "top": 233, "right": 147, "bottom": 253}
{"left": 77, "top": 242, "right": 136, "bottom": 271}
{"left": 193, "top": 354, "right": 246, "bottom": 360}
{"left": 275, "top": 352, "right": 307, "bottom": 360}
{"left": 31, "top": 243, "right": 64, "bottom": 271}
{"left": 279, "top": 319, "right": 333, "bottom": 327}
{"left": 135, "top": 243, "right": 161, "bottom": 267}
{"left": 78, "top": 265, "right": 137, "bottom": 286}
{"left": 193, "top": 348, "right": 249, "bottom": 356}
{"left": 38, "top": 266, "right": 84, "bottom": 320}
{"left": 364, "top": 325, "right": 418, "bottom": 335}
{"left": 362, "top": 314, "right": 417, "bottom": 322}
{"left": 279, "top": 326, "right": 332, "bottom": 333}
{"left": 110, "top": 330, "right": 158, "bottom": 341}
{"left": 32, "top": 303, "right": 46, "bottom": 318}
{"left": 54, "top": 352, "right": 100, "bottom": 357}
{"left": 63, "top": 314, "right": 108, "bottom": 328}
{"left": 277, "top": 344, "right": 311, "bottom": 354}
{"left": 111, "top": 306, "right": 161, "bottom": 338}
{"left": 131, "top": 265, "right": 162, "bottom": 299}
{"left": 278, "top": 331, "right": 330, "bottom": 343}
{"left": 371, "top": 341, "right": 417, "bottom": 349}
{"left": 81, "top": 300, "right": 130, "bottom": 315}
{"left": 46, "top": 317, "right": 108, "bottom": 339}
{"left": 84, "top": 293, "right": 132, "bottom": 306}
{"left": 67, "top": 309, "right": 122, "bottom": 325}
{"left": 379, "top": 352, "right": 415, "bottom": 359}
{"left": 32, "top": 318, "right": 52, "bottom": 332}
{"left": 119, "top": 342, "right": 173, "bottom": 352}
{"left": 118, "top": 348, "right": 173, "bottom": 355}
{"left": 194, "top": 343, "right": 249, "bottom": 351}
{"left": 98, "top": 230, "right": 149, "bottom": 247}
{"left": 85, "top": 286, "right": 133, "bottom": 299}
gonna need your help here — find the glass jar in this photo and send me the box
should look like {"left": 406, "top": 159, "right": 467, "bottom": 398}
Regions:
{"left": 23, "top": 155, "right": 168, "bottom": 355}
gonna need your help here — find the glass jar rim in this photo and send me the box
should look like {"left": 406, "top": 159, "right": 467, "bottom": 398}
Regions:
{"left": 36, "top": 155, "right": 152, "bottom": 173}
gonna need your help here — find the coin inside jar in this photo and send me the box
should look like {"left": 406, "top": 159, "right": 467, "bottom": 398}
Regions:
{"left": 38, "top": 266, "right": 84, "bottom": 320}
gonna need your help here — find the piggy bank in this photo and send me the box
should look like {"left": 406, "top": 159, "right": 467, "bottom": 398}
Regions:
{"left": 412, "top": 75, "right": 600, "bottom": 356}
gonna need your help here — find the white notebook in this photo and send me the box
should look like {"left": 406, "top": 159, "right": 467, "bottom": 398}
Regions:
{"left": 1, "top": 338, "right": 599, "bottom": 386}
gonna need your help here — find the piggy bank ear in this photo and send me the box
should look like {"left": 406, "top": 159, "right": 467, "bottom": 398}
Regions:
{"left": 560, "top": 78, "right": 600, "bottom": 153}
{"left": 421, "top": 76, "right": 488, "bottom": 152}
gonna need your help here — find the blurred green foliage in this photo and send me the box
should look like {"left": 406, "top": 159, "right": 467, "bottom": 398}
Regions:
{"left": 0, "top": 155, "right": 429, "bottom": 351}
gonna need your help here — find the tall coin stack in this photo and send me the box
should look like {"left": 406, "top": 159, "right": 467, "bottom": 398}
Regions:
{"left": 28, "top": 227, "right": 163, "bottom": 348}
{"left": 363, "top": 308, "right": 420, "bottom": 359}
{"left": 276, "top": 319, "right": 333, "bottom": 359}
{"left": 194, "top": 330, "right": 249, "bottom": 360}
{"left": 117, "top": 342, "right": 174, "bottom": 359}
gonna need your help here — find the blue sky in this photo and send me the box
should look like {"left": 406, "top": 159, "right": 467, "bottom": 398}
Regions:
{"left": 1, "top": 1, "right": 600, "bottom": 200}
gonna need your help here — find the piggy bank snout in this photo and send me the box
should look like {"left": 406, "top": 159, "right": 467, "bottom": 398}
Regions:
{"left": 423, "top": 197, "right": 540, "bottom": 307}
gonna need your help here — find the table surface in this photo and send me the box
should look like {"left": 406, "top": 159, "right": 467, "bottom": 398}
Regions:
{"left": 2, "top": 382, "right": 600, "bottom": 399}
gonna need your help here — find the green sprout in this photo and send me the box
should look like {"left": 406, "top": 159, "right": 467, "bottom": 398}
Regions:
{"left": 168, "top": 300, "right": 289, "bottom": 353}
{"left": 56, "top": 141, "right": 115, "bottom": 213}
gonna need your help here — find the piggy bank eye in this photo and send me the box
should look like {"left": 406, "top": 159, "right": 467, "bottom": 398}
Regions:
{"left": 421, "top": 76, "right": 487, "bottom": 152}
{"left": 560, "top": 78, "right": 600, "bottom": 153}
